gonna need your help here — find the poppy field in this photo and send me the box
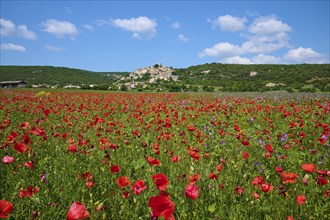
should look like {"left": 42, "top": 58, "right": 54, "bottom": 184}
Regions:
{"left": 0, "top": 90, "right": 329, "bottom": 219}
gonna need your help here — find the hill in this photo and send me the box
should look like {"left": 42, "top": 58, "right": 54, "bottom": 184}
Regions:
{"left": 0, "top": 64, "right": 329, "bottom": 92}
{"left": 0, "top": 66, "right": 128, "bottom": 88}
{"left": 175, "top": 63, "right": 330, "bottom": 92}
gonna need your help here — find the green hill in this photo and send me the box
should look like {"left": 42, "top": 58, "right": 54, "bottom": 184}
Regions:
{"left": 174, "top": 63, "right": 330, "bottom": 92}
{"left": 1, "top": 64, "right": 329, "bottom": 92}
{"left": 0, "top": 65, "right": 128, "bottom": 87}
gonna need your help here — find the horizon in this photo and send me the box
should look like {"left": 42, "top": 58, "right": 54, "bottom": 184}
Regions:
{"left": 1, "top": 0, "right": 329, "bottom": 72}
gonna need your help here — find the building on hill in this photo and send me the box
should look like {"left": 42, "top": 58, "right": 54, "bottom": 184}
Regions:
{"left": 0, "top": 81, "right": 27, "bottom": 88}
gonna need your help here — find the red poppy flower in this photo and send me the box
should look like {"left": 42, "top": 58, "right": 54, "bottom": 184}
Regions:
{"left": 80, "top": 172, "right": 93, "bottom": 181}
{"left": 316, "top": 175, "right": 328, "bottom": 185}
{"left": 67, "top": 202, "right": 90, "bottom": 220}
{"left": 43, "top": 109, "right": 51, "bottom": 116}
{"left": 301, "top": 163, "right": 316, "bottom": 173}
{"left": 19, "top": 186, "right": 40, "bottom": 198}
{"left": 24, "top": 161, "right": 34, "bottom": 169}
{"left": 241, "top": 140, "right": 250, "bottom": 146}
{"left": 286, "top": 216, "right": 295, "bottom": 220}
{"left": 152, "top": 174, "right": 169, "bottom": 191}
{"left": 275, "top": 166, "right": 284, "bottom": 173}
{"left": 2, "top": 156, "right": 15, "bottom": 164}
{"left": 110, "top": 165, "right": 120, "bottom": 173}
{"left": 68, "top": 144, "right": 78, "bottom": 153}
{"left": 171, "top": 155, "right": 181, "bottom": 162}
{"left": 217, "top": 164, "right": 223, "bottom": 172}
{"left": 131, "top": 180, "right": 147, "bottom": 195}
{"left": 281, "top": 172, "right": 297, "bottom": 184}
{"left": 86, "top": 181, "right": 95, "bottom": 189}
{"left": 122, "top": 191, "right": 129, "bottom": 199}
{"left": 148, "top": 195, "right": 175, "bottom": 220}
{"left": 14, "top": 143, "right": 27, "bottom": 154}
{"left": 252, "top": 176, "right": 264, "bottom": 186}
{"left": 146, "top": 156, "right": 160, "bottom": 166}
{"left": 265, "top": 144, "right": 273, "bottom": 153}
{"left": 209, "top": 173, "right": 218, "bottom": 180}
{"left": 242, "top": 151, "right": 249, "bottom": 159}
{"left": 296, "top": 195, "right": 306, "bottom": 205}
{"left": 0, "top": 200, "right": 14, "bottom": 218}
{"left": 187, "top": 125, "right": 196, "bottom": 131}
{"left": 235, "top": 186, "right": 244, "bottom": 195}
{"left": 116, "top": 176, "right": 130, "bottom": 189}
{"left": 261, "top": 183, "right": 273, "bottom": 193}
{"left": 189, "top": 151, "right": 200, "bottom": 161}
{"left": 188, "top": 174, "right": 200, "bottom": 183}
{"left": 185, "top": 182, "right": 199, "bottom": 200}
{"left": 252, "top": 191, "right": 260, "bottom": 199}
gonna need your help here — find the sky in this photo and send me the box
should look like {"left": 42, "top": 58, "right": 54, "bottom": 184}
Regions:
{"left": 1, "top": 0, "right": 329, "bottom": 72}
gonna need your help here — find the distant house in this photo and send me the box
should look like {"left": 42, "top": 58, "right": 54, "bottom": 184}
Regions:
{"left": 0, "top": 81, "right": 27, "bottom": 88}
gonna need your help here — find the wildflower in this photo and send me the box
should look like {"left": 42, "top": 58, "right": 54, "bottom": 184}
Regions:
{"left": 185, "top": 182, "right": 199, "bottom": 200}
{"left": 131, "top": 180, "right": 147, "bottom": 195}
{"left": 66, "top": 202, "right": 89, "bottom": 220}
{"left": 146, "top": 156, "right": 160, "bottom": 166}
{"left": 209, "top": 173, "right": 218, "bottom": 180}
{"left": 235, "top": 186, "right": 244, "bottom": 195}
{"left": 110, "top": 165, "right": 120, "bottom": 173}
{"left": 301, "top": 163, "right": 316, "bottom": 173}
{"left": 14, "top": 143, "right": 27, "bottom": 154}
{"left": 152, "top": 174, "right": 169, "bottom": 191}
{"left": 2, "top": 156, "right": 15, "bottom": 164}
{"left": 0, "top": 200, "right": 14, "bottom": 218}
{"left": 189, "top": 174, "right": 200, "bottom": 183}
{"left": 281, "top": 172, "right": 297, "bottom": 184}
{"left": 148, "top": 196, "right": 175, "bottom": 220}
{"left": 116, "top": 176, "right": 130, "bottom": 189}
{"left": 296, "top": 195, "right": 306, "bottom": 205}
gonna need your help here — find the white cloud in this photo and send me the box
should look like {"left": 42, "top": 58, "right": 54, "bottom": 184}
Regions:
{"left": 209, "top": 15, "right": 247, "bottom": 31}
{"left": 44, "top": 44, "right": 65, "bottom": 52}
{"left": 222, "top": 56, "right": 253, "bottom": 64}
{"left": 41, "top": 19, "right": 78, "bottom": 39}
{"left": 251, "top": 54, "right": 281, "bottom": 64}
{"left": 111, "top": 16, "right": 157, "bottom": 39}
{"left": 171, "top": 21, "right": 180, "bottom": 29}
{"left": 0, "top": 18, "right": 37, "bottom": 39}
{"left": 200, "top": 15, "right": 295, "bottom": 62}
{"left": 178, "top": 34, "right": 188, "bottom": 42}
{"left": 1, "top": 43, "right": 26, "bottom": 52}
{"left": 199, "top": 42, "right": 242, "bottom": 58}
{"left": 284, "top": 47, "right": 328, "bottom": 63}
{"left": 83, "top": 24, "right": 94, "bottom": 31}
{"left": 249, "top": 16, "right": 292, "bottom": 35}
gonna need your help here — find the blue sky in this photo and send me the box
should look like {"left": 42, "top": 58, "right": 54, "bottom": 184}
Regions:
{"left": 1, "top": 0, "right": 329, "bottom": 72}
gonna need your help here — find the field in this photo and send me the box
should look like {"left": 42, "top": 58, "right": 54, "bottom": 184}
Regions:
{"left": 0, "top": 90, "right": 329, "bottom": 219}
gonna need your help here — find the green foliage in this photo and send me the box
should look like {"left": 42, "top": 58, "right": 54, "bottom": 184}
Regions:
{"left": 0, "top": 65, "right": 128, "bottom": 87}
{"left": 1, "top": 64, "right": 329, "bottom": 92}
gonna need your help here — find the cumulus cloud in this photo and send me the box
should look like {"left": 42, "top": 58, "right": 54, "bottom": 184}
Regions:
{"left": 178, "top": 34, "right": 188, "bottom": 42}
{"left": 44, "top": 44, "right": 65, "bottom": 52}
{"left": 248, "top": 16, "right": 292, "bottom": 35}
{"left": 111, "top": 16, "right": 157, "bottom": 39}
{"left": 1, "top": 43, "right": 26, "bottom": 52}
{"left": 199, "top": 15, "right": 299, "bottom": 63}
{"left": 222, "top": 56, "right": 252, "bottom": 64}
{"left": 0, "top": 18, "right": 37, "bottom": 39}
{"left": 251, "top": 54, "right": 281, "bottom": 64}
{"left": 199, "top": 42, "right": 242, "bottom": 58}
{"left": 41, "top": 19, "right": 78, "bottom": 39}
{"left": 171, "top": 21, "right": 180, "bottom": 29}
{"left": 284, "top": 47, "right": 328, "bottom": 63}
{"left": 209, "top": 15, "right": 247, "bottom": 31}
